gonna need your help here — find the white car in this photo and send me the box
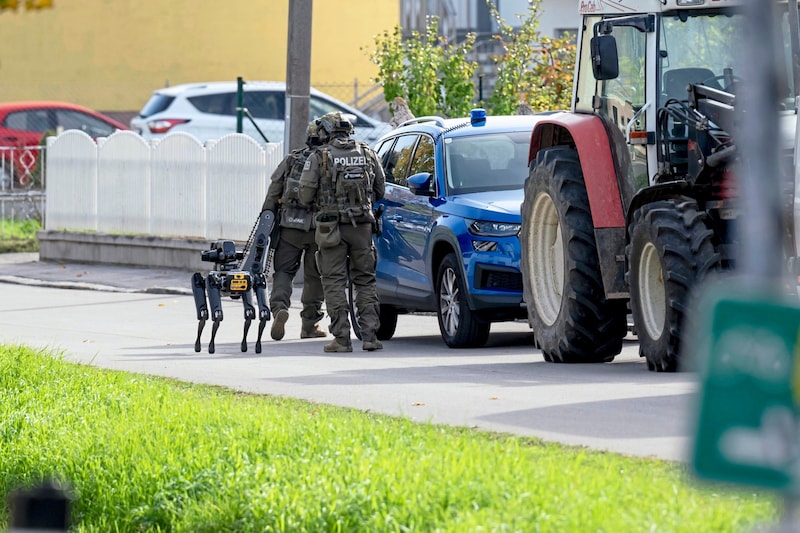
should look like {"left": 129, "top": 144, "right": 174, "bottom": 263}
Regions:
{"left": 130, "top": 80, "right": 391, "bottom": 145}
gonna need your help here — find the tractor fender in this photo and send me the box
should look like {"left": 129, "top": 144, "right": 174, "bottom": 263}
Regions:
{"left": 529, "top": 112, "right": 625, "bottom": 230}
{"left": 625, "top": 181, "right": 692, "bottom": 231}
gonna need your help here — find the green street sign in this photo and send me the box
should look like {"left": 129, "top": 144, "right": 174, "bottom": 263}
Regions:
{"left": 691, "top": 285, "right": 800, "bottom": 493}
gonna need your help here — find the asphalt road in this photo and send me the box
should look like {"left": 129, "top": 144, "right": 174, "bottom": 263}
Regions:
{"left": 0, "top": 255, "right": 699, "bottom": 462}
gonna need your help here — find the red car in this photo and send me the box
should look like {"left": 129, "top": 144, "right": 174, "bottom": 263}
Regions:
{"left": 0, "top": 101, "right": 128, "bottom": 187}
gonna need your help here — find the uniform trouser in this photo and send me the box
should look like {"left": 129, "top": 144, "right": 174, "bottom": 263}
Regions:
{"left": 316, "top": 222, "right": 380, "bottom": 342}
{"left": 269, "top": 227, "right": 325, "bottom": 327}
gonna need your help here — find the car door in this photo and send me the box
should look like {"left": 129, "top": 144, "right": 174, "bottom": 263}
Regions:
{"left": 186, "top": 91, "right": 238, "bottom": 142}
{"left": 376, "top": 132, "right": 436, "bottom": 306}
{"left": 391, "top": 133, "right": 436, "bottom": 302}
{"left": 242, "top": 90, "right": 285, "bottom": 143}
{"left": 1, "top": 109, "right": 51, "bottom": 147}
{"left": 55, "top": 110, "right": 119, "bottom": 137}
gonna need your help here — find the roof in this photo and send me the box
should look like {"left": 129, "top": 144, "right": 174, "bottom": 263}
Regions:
{"left": 0, "top": 101, "right": 100, "bottom": 112}
{"left": 382, "top": 113, "right": 542, "bottom": 142}
{"left": 152, "top": 81, "right": 329, "bottom": 97}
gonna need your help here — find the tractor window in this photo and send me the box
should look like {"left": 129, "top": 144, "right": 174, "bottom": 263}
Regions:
{"left": 575, "top": 16, "right": 601, "bottom": 113}
{"left": 596, "top": 24, "right": 649, "bottom": 192}
{"left": 659, "top": 12, "right": 743, "bottom": 106}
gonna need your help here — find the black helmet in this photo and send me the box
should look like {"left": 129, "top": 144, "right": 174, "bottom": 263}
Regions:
{"left": 316, "top": 111, "right": 353, "bottom": 137}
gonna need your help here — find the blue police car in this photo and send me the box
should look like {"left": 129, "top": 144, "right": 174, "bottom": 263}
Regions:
{"left": 372, "top": 109, "right": 543, "bottom": 347}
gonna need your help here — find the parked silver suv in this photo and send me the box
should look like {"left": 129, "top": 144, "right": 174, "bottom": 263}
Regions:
{"left": 130, "top": 81, "right": 391, "bottom": 145}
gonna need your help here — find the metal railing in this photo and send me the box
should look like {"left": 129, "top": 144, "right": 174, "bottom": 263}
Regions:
{"left": 0, "top": 145, "right": 46, "bottom": 192}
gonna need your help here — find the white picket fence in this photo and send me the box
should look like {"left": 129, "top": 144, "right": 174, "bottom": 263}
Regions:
{"left": 45, "top": 130, "right": 284, "bottom": 241}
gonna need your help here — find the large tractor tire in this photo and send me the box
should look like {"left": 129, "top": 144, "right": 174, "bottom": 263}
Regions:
{"left": 626, "top": 199, "right": 720, "bottom": 372}
{"left": 520, "top": 146, "right": 627, "bottom": 363}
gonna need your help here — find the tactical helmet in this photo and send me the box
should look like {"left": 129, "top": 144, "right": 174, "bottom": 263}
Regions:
{"left": 305, "top": 120, "right": 324, "bottom": 147}
{"left": 316, "top": 111, "right": 353, "bottom": 137}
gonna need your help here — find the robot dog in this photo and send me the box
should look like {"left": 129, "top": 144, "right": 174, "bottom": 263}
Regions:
{"left": 191, "top": 210, "right": 275, "bottom": 354}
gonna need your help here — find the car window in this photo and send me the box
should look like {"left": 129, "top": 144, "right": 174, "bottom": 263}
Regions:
{"left": 445, "top": 131, "right": 531, "bottom": 194}
{"left": 4, "top": 110, "right": 50, "bottom": 132}
{"left": 188, "top": 92, "right": 236, "bottom": 116}
{"left": 56, "top": 110, "right": 117, "bottom": 136}
{"left": 309, "top": 95, "right": 369, "bottom": 127}
{"left": 381, "top": 134, "right": 418, "bottom": 187}
{"left": 408, "top": 134, "right": 434, "bottom": 177}
{"left": 139, "top": 94, "right": 175, "bottom": 118}
{"left": 243, "top": 91, "right": 284, "bottom": 120}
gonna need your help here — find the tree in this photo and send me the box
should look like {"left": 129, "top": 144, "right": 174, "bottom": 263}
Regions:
{"left": 367, "top": 1, "right": 575, "bottom": 119}
{"left": 486, "top": 0, "right": 575, "bottom": 115}
{"left": 366, "top": 17, "right": 478, "bottom": 119}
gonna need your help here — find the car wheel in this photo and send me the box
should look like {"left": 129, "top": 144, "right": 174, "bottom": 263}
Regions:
{"left": 436, "top": 253, "right": 490, "bottom": 348}
{"left": 376, "top": 304, "right": 398, "bottom": 340}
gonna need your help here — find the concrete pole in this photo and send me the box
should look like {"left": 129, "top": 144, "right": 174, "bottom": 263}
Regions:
{"left": 285, "top": 0, "right": 313, "bottom": 156}
{"left": 738, "top": 0, "right": 783, "bottom": 283}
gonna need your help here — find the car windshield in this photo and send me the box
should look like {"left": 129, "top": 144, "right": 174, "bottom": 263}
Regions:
{"left": 444, "top": 131, "right": 531, "bottom": 195}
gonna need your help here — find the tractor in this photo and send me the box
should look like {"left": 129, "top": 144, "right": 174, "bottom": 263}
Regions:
{"left": 519, "top": 0, "right": 800, "bottom": 371}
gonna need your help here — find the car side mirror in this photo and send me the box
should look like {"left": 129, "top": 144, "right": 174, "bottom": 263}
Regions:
{"left": 407, "top": 172, "right": 434, "bottom": 197}
{"left": 590, "top": 34, "right": 619, "bottom": 81}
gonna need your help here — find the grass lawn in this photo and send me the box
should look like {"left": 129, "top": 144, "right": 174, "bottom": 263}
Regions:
{"left": 0, "top": 218, "right": 40, "bottom": 253}
{"left": 0, "top": 344, "right": 780, "bottom": 532}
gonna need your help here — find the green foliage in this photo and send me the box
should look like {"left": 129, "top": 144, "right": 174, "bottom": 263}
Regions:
{"left": 0, "top": 217, "right": 40, "bottom": 253}
{"left": 367, "top": 17, "right": 478, "bottom": 118}
{"left": 0, "top": 344, "right": 781, "bottom": 532}
{"left": 367, "top": 0, "right": 576, "bottom": 119}
{"left": 487, "top": 0, "right": 575, "bottom": 114}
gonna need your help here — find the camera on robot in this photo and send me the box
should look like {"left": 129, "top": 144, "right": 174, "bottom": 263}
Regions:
{"left": 201, "top": 240, "right": 243, "bottom": 266}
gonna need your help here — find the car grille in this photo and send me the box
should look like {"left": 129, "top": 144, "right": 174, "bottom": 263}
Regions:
{"left": 476, "top": 266, "right": 523, "bottom": 292}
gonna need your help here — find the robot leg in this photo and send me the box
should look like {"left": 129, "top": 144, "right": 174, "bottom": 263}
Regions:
{"left": 252, "top": 272, "right": 271, "bottom": 354}
{"left": 240, "top": 289, "right": 256, "bottom": 352}
{"left": 206, "top": 273, "right": 224, "bottom": 354}
{"left": 191, "top": 273, "right": 209, "bottom": 353}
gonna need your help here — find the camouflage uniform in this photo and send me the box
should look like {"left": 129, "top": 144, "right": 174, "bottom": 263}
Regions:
{"left": 299, "top": 112, "right": 386, "bottom": 352}
{"left": 261, "top": 122, "right": 327, "bottom": 341}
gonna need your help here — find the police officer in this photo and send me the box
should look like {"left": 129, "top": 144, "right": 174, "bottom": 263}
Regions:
{"left": 299, "top": 112, "right": 386, "bottom": 352}
{"left": 261, "top": 121, "right": 328, "bottom": 341}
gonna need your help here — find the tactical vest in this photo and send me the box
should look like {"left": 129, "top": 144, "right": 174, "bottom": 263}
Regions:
{"left": 279, "top": 148, "right": 314, "bottom": 231}
{"left": 319, "top": 141, "right": 374, "bottom": 225}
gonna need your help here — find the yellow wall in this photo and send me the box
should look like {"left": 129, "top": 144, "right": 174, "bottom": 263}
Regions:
{"left": 0, "top": 0, "right": 398, "bottom": 111}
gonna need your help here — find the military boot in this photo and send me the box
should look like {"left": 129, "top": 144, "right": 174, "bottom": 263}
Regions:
{"left": 324, "top": 338, "right": 353, "bottom": 353}
{"left": 300, "top": 323, "right": 327, "bottom": 339}
{"left": 362, "top": 339, "right": 383, "bottom": 351}
{"left": 271, "top": 309, "right": 289, "bottom": 341}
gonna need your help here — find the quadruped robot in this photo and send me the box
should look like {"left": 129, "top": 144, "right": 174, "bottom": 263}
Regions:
{"left": 191, "top": 210, "right": 275, "bottom": 354}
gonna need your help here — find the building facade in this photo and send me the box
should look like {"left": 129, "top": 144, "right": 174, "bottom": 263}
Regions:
{"left": 0, "top": 0, "right": 399, "bottom": 116}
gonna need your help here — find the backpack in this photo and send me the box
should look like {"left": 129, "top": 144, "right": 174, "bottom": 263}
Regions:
{"left": 320, "top": 141, "right": 374, "bottom": 224}
{"left": 279, "top": 148, "right": 314, "bottom": 231}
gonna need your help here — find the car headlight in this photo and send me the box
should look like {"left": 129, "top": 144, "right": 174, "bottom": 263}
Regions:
{"left": 468, "top": 220, "right": 521, "bottom": 237}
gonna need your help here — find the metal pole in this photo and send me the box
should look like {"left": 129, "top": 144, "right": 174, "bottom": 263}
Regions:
{"left": 236, "top": 76, "right": 244, "bottom": 134}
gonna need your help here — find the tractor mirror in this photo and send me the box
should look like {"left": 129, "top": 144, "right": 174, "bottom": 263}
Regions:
{"left": 590, "top": 35, "right": 619, "bottom": 80}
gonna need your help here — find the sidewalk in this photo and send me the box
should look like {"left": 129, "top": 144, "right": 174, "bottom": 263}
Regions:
{"left": 0, "top": 253, "right": 194, "bottom": 295}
